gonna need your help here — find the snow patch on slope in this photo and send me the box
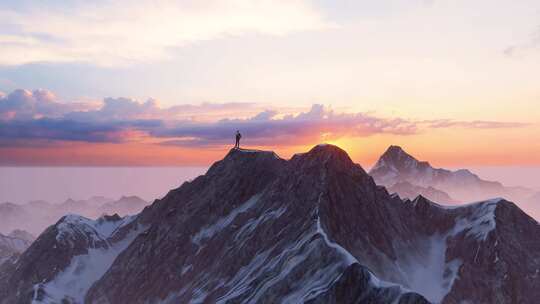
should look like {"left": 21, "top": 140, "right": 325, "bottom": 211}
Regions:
{"left": 390, "top": 198, "right": 502, "bottom": 302}
{"left": 394, "top": 235, "right": 461, "bottom": 303}
{"left": 234, "top": 206, "right": 286, "bottom": 243}
{"left": 176, "top": 205, "right": 358, "bottom": 304}
{"left": 32, "top": 215, "right": 143, "bottom": 304}
{"left": 192, "top": 194, "right": 261, "bottom": 246}
{"left": 215, "top": 221, "right": 349, "bottom": 304}
{"left": 450, "top": 198, "right": 501, "bottom": 241}
{"left": 167, "top": 198, "right": 411, "bottom": 304}
{"left": 315, "top": 208, "right": 356, "bottom": 266}
{"left": 55, "top": 214, "right": 135, "bottom": 247}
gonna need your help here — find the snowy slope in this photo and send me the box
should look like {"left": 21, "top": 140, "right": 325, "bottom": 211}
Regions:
{"left": 0, "top": 214, "right": 146, "bottom": 304}
{"left": 31, "top": 214, "right": 144, "bottom": 303}
{"left": 33, "top": 216, "right": 143, "bottom": 303}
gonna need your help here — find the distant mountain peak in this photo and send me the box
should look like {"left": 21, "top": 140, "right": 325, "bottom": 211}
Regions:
{"left": 370, "top": 145, "right": 427, "bottom": 184}
{"left": 383, "top": 145, "right": 411, "bottom": 158}
{"left": 369, "top": 145, "right": 509, "bottom": 202}
{"left": 376, "top": 145, "right": 429, "bottom": 170}
{"left": 386, "top": 144, "right": 406, "bottom": 154}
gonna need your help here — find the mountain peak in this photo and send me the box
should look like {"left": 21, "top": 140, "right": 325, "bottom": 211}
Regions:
{"left": 381, "top": 145, "right": 417, "bottom": 163}
{"left": 294, "top": 144, "right": 354, "bottom": 164}
{"left": 224, "top": 147, "right": 281, "bottom": 161}
{"left": 287, "top": 144, "right": 372, "bottom": 188}
{"left": 370, "top": 145, "right": 511, "bottom": 203}
{"left": 205, "top": 147, "right": 284, "bottom": 178}
{"left": 387, "top": 144, "right": 406, "bottom": 153}
{"left": 370, "top": 145, "right": 425, "bottom": 177}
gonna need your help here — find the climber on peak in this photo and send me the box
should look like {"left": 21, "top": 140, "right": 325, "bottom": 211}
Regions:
{"left": 235, "top": 130, "right": 242, "bottom": 149}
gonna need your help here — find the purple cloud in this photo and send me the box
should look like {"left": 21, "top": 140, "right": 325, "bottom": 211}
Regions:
{"left": 0, "top": 89, "right": 92, "bottom": 120}
{"left": 0, "top": 89, "right": 530, "bottom": 149}
{"left": 154, "top": 105, "right": 418, "bottom": 147}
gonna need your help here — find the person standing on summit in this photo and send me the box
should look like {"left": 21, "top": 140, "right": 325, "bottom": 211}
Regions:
{"left": 235, "top": 130, "right": 242, "bottom": 148}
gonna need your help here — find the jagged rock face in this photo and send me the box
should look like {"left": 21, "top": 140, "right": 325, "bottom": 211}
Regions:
{"left": 369, "top": 146, "right": 506, "bottom": 202}
{"left": 2, "top": 145, "right": 539, "bottom": 304}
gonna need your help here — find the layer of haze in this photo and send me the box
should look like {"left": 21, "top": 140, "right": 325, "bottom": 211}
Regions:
{"left": 0, "top": 167, "right": 206, "bottom": 204}
{"left": 1, "top": 165, "right": 538, "bottom": 205}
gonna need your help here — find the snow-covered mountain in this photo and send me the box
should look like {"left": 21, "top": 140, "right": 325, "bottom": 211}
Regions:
{"left": 0, "top": 213, "right": 141, "bottom": 303}
{"left": 0, "top": 230, "right": 34, "bottom": 266}
{"left": 1, "top": 145, "right": 539, "bottom": 303}
{"left": 369, "top": 145, "right": 534, "bottom": 204}
{"left": 0, "top": 196, "right": 149, "bottom": 236}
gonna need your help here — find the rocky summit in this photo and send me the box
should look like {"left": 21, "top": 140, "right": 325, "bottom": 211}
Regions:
{"left": 1, "top": 145, "right": 539, "bottom": 304}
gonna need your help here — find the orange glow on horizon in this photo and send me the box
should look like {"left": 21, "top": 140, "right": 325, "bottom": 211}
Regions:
{"left": 2, "top": 121, "right": 540, "bottom": 168}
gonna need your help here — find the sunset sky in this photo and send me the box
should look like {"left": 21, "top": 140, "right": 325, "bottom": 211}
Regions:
{"left": 1, "top": 0, "right": 539, "bottom": 168}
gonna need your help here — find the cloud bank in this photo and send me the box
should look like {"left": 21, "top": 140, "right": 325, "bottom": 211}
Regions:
{"left": 0, "top": 88, "right": 530, "bottom": 149}
{"left": 0, "top": 0, "right": 333, "bottom": 66}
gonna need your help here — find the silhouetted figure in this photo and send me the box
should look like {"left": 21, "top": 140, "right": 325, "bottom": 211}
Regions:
{"left": 235, "top": 130, "right": 242, "bottom": 148}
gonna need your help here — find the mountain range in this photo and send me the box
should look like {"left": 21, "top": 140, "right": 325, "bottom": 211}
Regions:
{"left": 369, "top": 145, "right": 539, "bottom": 219}
{"left": 1, "top": 145, "right": 538, "bottom": 303}
{"left": 0, "top": 196, "right": 148, "bottom": 236}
